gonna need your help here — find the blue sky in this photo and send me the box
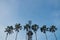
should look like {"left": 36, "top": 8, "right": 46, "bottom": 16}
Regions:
{"left": 0, "top": 0, "right": 60, "bottom": 40}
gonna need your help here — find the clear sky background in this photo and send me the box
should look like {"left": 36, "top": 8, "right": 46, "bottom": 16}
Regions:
{"left": 0, "top": 0, "right": 60, "bottom": 40}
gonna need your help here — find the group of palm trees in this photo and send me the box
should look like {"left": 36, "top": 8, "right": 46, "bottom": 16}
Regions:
{"left": 5, "top": 21, "right": 57, "bottom": 40}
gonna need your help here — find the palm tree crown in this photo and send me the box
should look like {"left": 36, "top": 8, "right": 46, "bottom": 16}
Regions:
{"left": 27, "top": 31, "right": 33, "bottom": 36}
{"left": 40, "top": 25, "right": 48, "bottom": 33}
{"left": 15, "top": 23, "right": 22, "bottom": 32}
{"left": 32, "top": 24, "right": 39, "bottom": 32}
{"left": 5, "top": 26, "right": 13, "bottom": 34}
{"left": 27, "top": 31, "right": 33, "bottom": 40}
{"left": 49, "top": 25, "right": 57, "bottom": 32}
{"left": 24, "top": 24, "right": 30, "bottom": 31}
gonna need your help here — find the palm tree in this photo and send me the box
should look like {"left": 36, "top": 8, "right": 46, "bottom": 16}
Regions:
{"left": 5, "top": 26, "right": 13, "bottom": 40}
{"left": 40, "top": 25, "right": 48, "bottom": 40}
{"left": 14, "top": 23, "right": 22, "bottom": 40}
{"left": 49, "top": 25, "right": 57, "bottom": 40}
{"left": 27, "top": 31, "right": 33, "bottom": 40}
{"left": 24, "top": 24, "right": 30, "bottom": 40}
{"left": 24, "top": 21, "right": 32, "bottom": 40}
{"left": 24, "top": 24, "right": 30, "bottom": 31}
{"left": 32, "top": 24, "right": 39, "bottom": 40}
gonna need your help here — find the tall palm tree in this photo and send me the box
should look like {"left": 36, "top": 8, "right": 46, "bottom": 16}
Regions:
{"left": 24, "top": 24, "right": 30, "bottom": 31}
{"left": 27, "top": 31, "right": 33, "bottom": 40}
{"left": 5, "top": 26, "right": 13, "bottom": 40}
{"left": 40, "top": 25, "right": 48, "bottom": 40}
{"left": 32, "top": 24, "right": 39, "bottom": 40}
{"left": 49, "top": 25, "right": 57, "bottom": 40}
{"left": 14, "top": 23, "right": 22, "bottom": 40}
{"left": 24, "top": 21, "right": 32, "bottom": 40}
{"left": 24, "top": 24, "right": 30, "bottom": 40}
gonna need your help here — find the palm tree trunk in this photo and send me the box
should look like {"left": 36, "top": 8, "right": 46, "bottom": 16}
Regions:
{"left": 54, "top": 32, "right": 57, "bottom": 40}
{"left": 26, "top": 31, "right": 28, "bottom": 40}
{"left": 35, "top": 32, "right": 37, "bottom": 40}
{"left": 5, "top": 33, "right": 8, "bottom": 40}
{"left": 45, "top": 33, "right": 48, "bottom": 40}
{"left": 15, "top": 31, "right": 18, "bottom": 40}
{"left": 28, "top": 35, "right": 32, "bottom": 40}
{"left": 26, "top": 34, "right": 28, "bottom": 40}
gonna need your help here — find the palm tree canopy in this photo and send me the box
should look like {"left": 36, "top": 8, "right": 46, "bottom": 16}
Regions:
{"left": 24, "top": 24, "right": 30, "bottom": 31}
{"left": 5, "top": 26, "right": 13, "bottom": 34}
{"left": 49, "top": 25, "right": 57, "bottom": 32}
{"left": 32, "top": 24, "right": 39, "bottom": 32}
{"left": 15, "top": 23, "right": 22, "bottom": 32}
{"left": 10, "top": 26, "right": 14, "bottom": 30}
{"left": 27, "top": 31, "right": 33, "bottom": 36}
{"left": 40, "top": 25, "right": 48, "bottom": 33}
